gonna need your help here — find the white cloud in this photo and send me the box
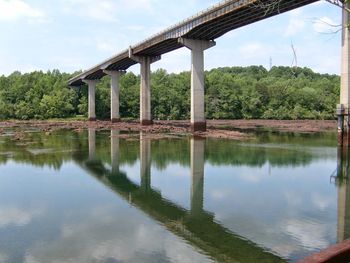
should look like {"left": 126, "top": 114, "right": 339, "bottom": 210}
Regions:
{"left": 0, "top": 50, "right": 44, "bottom": 76}
{"left": 313, "top": 16, "right": 339, "bottom": 34}
{"left": 284, "top": 10, "right": 306, "bottom": 37}
{"left": 62, "top": 0, "right": 118, "bottom": 22}
{"left": 119, "top": 0, "right": 153, "bottom": 12}
{"left": 0, "top": 0, "right": 45, "bottom": 21}
{"left": 238, "top": 42, "right": 265, "bottom": 59}
{"left": 62, "top": 0, "right": 155, "bottom": 22}
{"left": 85, "top": 1, "right": 118, "bottom": 22}
{"left": 154, "top": 48, "right": 189, "bottom": 73}
{"left": 96, "top": 41, "right": 117, "bottom": 53}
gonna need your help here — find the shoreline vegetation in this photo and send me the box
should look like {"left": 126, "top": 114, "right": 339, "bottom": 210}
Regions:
{"left": 0, "top": 66, "right": 339, "bottom": 121}
{"left": 0, "top": 119, "right": 337, "bottom": 140}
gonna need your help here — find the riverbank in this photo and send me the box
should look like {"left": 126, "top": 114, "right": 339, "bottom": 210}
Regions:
{"left": 0, "top": 119, "right": 337, "bottom": 140}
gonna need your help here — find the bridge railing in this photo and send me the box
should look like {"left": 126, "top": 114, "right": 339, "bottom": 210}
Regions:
{"left": 131, "top": 0, "right": 255, "bottom": 53}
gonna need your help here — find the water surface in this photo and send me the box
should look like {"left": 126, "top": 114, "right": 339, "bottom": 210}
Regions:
{"left": 0, "top": 128, "right": 345, "bottom": 262}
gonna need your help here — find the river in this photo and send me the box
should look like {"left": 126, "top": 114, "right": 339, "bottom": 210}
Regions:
{"left": 0, "top": 128, "right": 342, "bottom": 262}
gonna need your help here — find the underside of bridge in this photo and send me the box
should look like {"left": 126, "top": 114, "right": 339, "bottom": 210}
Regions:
{"left": 68, "top": 0, "right": 336, "bottom": 132}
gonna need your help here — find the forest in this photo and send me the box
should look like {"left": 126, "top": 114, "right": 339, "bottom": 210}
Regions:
{"left": 0, "top": 65, "right": 340, "bottom": 120}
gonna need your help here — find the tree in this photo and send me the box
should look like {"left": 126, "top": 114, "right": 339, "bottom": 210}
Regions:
{"left": 0, "top": 66, "right": 339, "bottom": 121}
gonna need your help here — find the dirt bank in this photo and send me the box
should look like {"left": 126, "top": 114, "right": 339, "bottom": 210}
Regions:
{"left": 0, "top": 119, "right": 336, "bottom": 140}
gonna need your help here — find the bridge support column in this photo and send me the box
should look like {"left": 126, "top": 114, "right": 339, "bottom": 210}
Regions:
{"left": 190, "top": 137, "right": 205, "bottom": 215}
{"left": 337, "top": 172, "right": 350, "bottom": 242}
{"left": 140, "top": 132, "right": 151, "bottom": 190}
{"left": 339, "top": 3, "right": 350, "bottom": 146}
{"left": 83, "top": 80, "right": 99, "bottom": 121}
{"left": 179, "top": 38, "right": 216, "bottom": 132}
{"left": 88, "top": 128, "right": 96, "bottom": 161}
{"left": 336, "top": 145, "right": 350, "bottom": 242}
{"left": 111, "top": 130, "right": 120, "bottom": 174}
{"left": 129, "top": 48, "right": 161, "bottom": 125}
{"left": 104, "top": 70, "right": 124, "bottom": 123}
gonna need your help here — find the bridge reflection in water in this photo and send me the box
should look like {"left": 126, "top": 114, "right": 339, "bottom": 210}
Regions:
{"left": 336, "top": 147, "right": 350, "bottom": 243}
{"left": 302, "top": 147, "right": 350, "bottom": 262}
{"left": 80, "top": 129, "right": 284, "bottom": 263}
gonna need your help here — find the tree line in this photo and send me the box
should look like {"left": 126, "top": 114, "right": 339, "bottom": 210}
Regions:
{"left": 0, "top": 66, "right": 340, "bottom": 120}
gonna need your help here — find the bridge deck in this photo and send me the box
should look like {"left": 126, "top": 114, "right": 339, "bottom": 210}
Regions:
{"left": 68, "top": 0, "right": 319, "bottom": 86}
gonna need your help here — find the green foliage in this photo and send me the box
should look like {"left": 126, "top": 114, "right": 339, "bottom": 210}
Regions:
{"left": 0, "top": 66, "right": 340, "bottom": 120}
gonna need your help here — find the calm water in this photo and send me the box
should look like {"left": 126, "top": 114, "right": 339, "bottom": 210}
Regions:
{"left": 0, "top": 128, "right": 345, "bottom": 263}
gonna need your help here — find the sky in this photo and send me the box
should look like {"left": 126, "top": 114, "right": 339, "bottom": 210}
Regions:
{"left": 0, "top": 0, "right": 343, "bottom": 76}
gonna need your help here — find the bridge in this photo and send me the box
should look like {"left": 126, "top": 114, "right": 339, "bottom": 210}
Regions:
{"left": 67, "top": 0, "right": 330, "bottom": 132}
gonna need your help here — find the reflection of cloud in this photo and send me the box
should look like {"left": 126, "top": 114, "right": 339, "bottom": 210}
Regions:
{"left": 284, "top": 219, "right": 330, "bottom": 250}
{"left": 284, "top": 191, "right": 303, "bottom": 207}
{"left": 240, "top": 173, "right": 264, "bottom": 183}
{"left": 210, "top": 190, "right": 227, "bottom": 200}
{"left": 237, "top": 170, "right": 265, "bottom": 183}
{"left": 0, "top": 206, "right": 44, "bottom": 227}
{"left": 24, "top": 205, "right": 212, "bottom": 263}
{"left": 210, "top": 189, "right": 233, "bottom": 201}
{"left": 311, "top": 193, "right": 333, "bottom": 210}
{"left": 272, "top": 243, "right": 299, "bottom": 259}
{"left": 0, "top": 252, "right": 8, "bottom": 263}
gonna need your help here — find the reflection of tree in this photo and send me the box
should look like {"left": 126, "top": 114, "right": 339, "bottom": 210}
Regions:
{"left": 0, "top": 130, "right": 86, "bottom": 170}
{"left": 0, "top": 130, "right": 335, "bottom": 170}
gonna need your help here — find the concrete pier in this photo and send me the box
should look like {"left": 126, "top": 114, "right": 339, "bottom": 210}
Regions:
{"left": 111, "top": 130, "right": 120, "bottom": 174}
{"left": 140, "top": 132, "right": 151, "bottom": 190}
{"left": 88, "top": 128, "right": 96, "bottom": 161}
{"left": 190, "top": 137, "right": 205, "bottom": 215}
{"left": 337, "top": 182, "right": 350, "bottom": 243}
{"left": 339, "top": 3, "right": 350, "bottom": 146}
{"left": 84, "top": 80, "right": 98, "bottom": 121}
{"left": 139, "top": 57, "right": 152, "bottom": 125}
{"left": 179, "top": 38, "right": 216, "bottom": 132}
{"left": 337, "top": 148, "right": 350, "bottom": 242}
{"left": 104, "top": 70, "right": 123, "bottom": 122}
{"left": 129, "top": 48, "right": 160, "bottom": 125}
{"left": 336, "top": 145, "right": 350, "bottom": 242}
{"left": 83, "top": 80, "right": 98, "bottom": 121}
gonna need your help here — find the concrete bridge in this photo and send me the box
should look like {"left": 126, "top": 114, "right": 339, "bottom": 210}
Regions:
{"left": 75, "top": 130, "right": 285, "bottom": 262}
{"left": 68, "top": 0, "right": 327, "bottom": 132}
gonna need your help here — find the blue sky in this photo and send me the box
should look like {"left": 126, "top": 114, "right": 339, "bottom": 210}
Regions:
{"left": 0, "top": 0, "right": 342, "bottom": 76}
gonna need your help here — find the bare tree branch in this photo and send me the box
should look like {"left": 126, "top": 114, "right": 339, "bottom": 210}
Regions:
{"left": 252, "top": 0, "right": 283, "bottom": 16}
{"left": 325, "top": 0, "right": 350, "bottom": 13}
{"left": 312, "top": 17, "right": 343, "bottom": 34}
{"left": 254, "top": 0, "right": 350, "bottom": 14}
